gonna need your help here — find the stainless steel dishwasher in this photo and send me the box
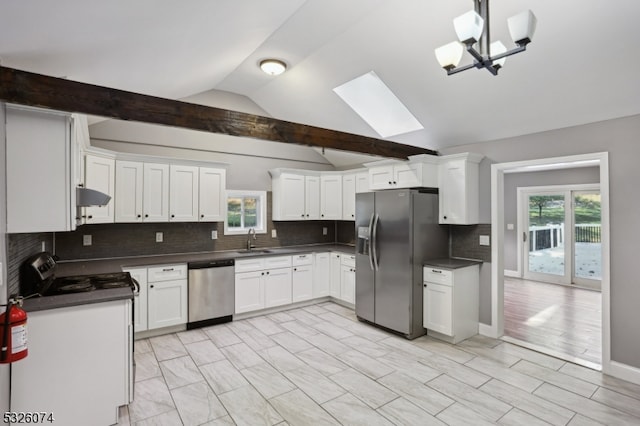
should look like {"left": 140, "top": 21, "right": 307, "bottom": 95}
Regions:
{"left": 187, "top": 259, "right": 235, "bottom": 329}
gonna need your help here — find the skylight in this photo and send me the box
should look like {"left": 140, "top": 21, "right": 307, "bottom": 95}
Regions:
{"left": 333, "top": 71, "right": 423, "bottom": 138}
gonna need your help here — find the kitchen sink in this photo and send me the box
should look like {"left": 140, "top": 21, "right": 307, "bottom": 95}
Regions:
{"left": 236, "top": 249, "right": 273, "bottom": 254}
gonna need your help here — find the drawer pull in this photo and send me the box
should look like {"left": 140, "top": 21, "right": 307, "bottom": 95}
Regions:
{"left": 432, "top": 269, "right": 442, "bottom": 273}
{"left": 162, "top": 268, "right": 175, "bottom": 272}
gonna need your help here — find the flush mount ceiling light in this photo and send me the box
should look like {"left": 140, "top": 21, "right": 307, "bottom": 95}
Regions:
{"left": 435, "top": 0, "right": 537, "bottom": 76}
{"left": 259, "top": 59, "right": 287, "bottom": 76}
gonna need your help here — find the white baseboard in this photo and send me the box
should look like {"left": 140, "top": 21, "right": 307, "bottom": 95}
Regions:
{"left": 607, "top": 360, "right": 640, "bottom": 386}
{"left": 504, "top": 269, "right": 520, "bottom": 278}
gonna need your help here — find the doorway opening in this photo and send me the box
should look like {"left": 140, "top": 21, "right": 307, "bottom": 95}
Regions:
{"left": 490, "top": 153, "right": 610, "bottom": 373}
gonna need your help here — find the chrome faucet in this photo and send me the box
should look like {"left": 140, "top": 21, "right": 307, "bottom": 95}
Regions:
{"left": 247, "top": 228, "right": 256, "bottom": 251}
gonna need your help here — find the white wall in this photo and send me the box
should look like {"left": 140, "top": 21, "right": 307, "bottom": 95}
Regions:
{"left": 440, "top": 113, "right": 640, "bottom": 370}
{"left": 0, "top": 103, "right": 9, "bottom": 413}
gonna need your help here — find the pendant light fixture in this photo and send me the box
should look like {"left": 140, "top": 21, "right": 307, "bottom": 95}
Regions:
{"left": 435, "top": 0, "right": 537, "bottom": 76}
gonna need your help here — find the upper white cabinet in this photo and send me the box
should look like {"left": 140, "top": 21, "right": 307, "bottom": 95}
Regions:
{"left": 342, "top": 174, "right": 356, "bottom": 220}
{"left": 355, "top": 171, "right": 370, "bottom": 193}
{"left": 271, "top": 170, "right": 320, "bottom": 220}
{"left": 84, "top": 153, "right": 115, "bottom": 224}
{"left": 320, "top": 174, "right": 343, "bottom": 220}
{"left": 169, "top": 165, "right": 199, "bottom": 222}
{"left": 115, "top": 160, "right": 144, "bottom": 222}
{"left": 5, "top": 105, "right": 76, "bottom": 232}
{"left": 438, "top": 153, "right": 483, "bottom": 225}
{"left": 199, "top": 167, "right": 226, "bottom": 222}
{"left": 143, "top": 163, "right": 170, "bottom": 222}
{"left": 366, "top": 155, "right": 438, "bottom": 190}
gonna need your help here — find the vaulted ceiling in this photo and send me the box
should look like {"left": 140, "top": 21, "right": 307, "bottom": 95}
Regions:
{"left": 2, "top": 0, "right": 640, "bottom": 152}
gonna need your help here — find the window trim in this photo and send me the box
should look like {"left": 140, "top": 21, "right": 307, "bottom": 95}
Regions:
{"left": 223, "top": 190, "right": 267, "bottom": 235}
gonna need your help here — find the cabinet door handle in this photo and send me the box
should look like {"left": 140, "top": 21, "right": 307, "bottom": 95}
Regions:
{"left": 137, "top": 214, "right": 141, "bottom": 218}
{"left": 150, "top": 284, "right": 154, "bottom": 288}
{"left": 393, "top": 181, "right": 397, "bottom": 184}
{"left": 266, "top": 271, "right": 270, "bottom": 275}
{"left": 145, "top": 214, "right": 149, "bottom": 218}
{"left": 301, "top": 214, "right": 305, "bottom": 218}
{"left": 423, "top": 284, "right": 427, "bottom": 287}
{"left": 261, "top": 272, "right": 265, "bottom": 276}
{"left": 432, "top": 269, "right": 442, "bottom": 273}
{"left": 201, "top": 214, "right": 204, "bottom": 218}
{"left": 443, "top": 215, "right": 447, "bottom": 220}
{"left": 321, "top": 214, "right": 324, "bottom": 218}
{"left": 306, "top": 214, "right": 309, "bottom": 217}
{"left": 87, "top": 215, "right": 93, "bottom": 219}
{"left": 388, "top": 181, "right": 392, "bottom": 185}
{"left": 294, "top": 268, "right": 297, "bottom": 271}
{"left": 171, "top": 214, "right": 175, "bottom": 218}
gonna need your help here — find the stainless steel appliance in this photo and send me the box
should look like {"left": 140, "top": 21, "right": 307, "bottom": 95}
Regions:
{"left": 355, "top": 189, "right": 448, "bottom": 339}
{"left": 187, "top": 259, "right": 235, "bottom": 329}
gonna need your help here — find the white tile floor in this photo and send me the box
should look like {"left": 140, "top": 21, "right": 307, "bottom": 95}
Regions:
{"left": 119, "top": 302, "right": 640, "bottom": 425}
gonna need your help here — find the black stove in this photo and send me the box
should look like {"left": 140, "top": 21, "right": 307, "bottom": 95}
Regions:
{"left": 20, "top": 252, "right": 137, "bottom": 298}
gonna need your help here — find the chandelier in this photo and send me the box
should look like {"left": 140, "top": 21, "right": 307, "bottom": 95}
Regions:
{"left": 435, "top": 0, "right": 537, "bottom": 76}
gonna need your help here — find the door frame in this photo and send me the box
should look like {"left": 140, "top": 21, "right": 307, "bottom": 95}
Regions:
{"left": 489, "top": 152, "right": 612, "bottom": 375}
{"left": 517, "top": 184, "right": 601, "bottom": 288}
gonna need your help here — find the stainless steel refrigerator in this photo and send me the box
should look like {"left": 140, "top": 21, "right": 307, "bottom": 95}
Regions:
{"left": 355, "top": 189, "right": 448, "bottom": 339}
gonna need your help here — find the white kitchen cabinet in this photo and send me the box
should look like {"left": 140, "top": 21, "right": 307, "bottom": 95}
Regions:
{"left": 235, "top": 256, "right": 293, "bottom": 314}
{"left": 84, "top": 153, "right": 116, "bottom": 224}
{"left": 304, "top": 175, "right": 321, "bottom": 220}
{"left": 313, "top": 252, "right": 331, "bottom": 298}
{"left": 11, "top": 300, "right": 131, "bottom": 426}
{"left": 330, "top": 252, "right": 342, "bottom": 298}
{"left": 342, "top": 173, "right": 356, "bottom": 220}
{"left": 320, "top": 174, "right": 343, "bottom": 219}
{"left": 199, "top": 166, "right": 226, "bottom": 221}
{"left": 366, "top": 155, "right": 439, "bottom": 190}
{"left": 235, "top": 271, "right": 265, "bottom": 314}
{"left": 264, "top": 267, "right": 293, "bottom": 308}
{"left": 5, "top": 104, "right": 75, "bottom": 232}
{"left": 292, "top": 254, "right": 314, "bottom": 302}
{"left": 147, "top": 264, "right": 188, "bottom": 330}
{"left": 423, "top": 264, "right": 479, "bottom": 344}
{"left": 340, "top": 254, "right": 356, "bottom": 304}
{"left": 271, "top": 170, "right": 321, "bottom": 220}
{"left": 115, "top": 160, "right": 144, "bottom": 222}
{"left": 170, "top": 164, "right": 199, "bottom": 222}
{"left": 355, "top": 171, "right": 370, "bottom": 193}
{"left": 438, "top": 153, "right": 483, "bottom": 225}
{"left": 143, "top": 162, "right": 170, "bottom": 222}
{"left": 123, "top": 267, "right": 148, "bottom": 332}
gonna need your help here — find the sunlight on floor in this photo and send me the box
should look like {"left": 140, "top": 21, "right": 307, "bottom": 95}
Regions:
{"left": 525, "top": 304, "right": 560, "bottom": 327}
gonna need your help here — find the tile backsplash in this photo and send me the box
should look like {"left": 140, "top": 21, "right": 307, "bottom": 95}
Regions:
{"left": 450, "top": 224, "right": 492, "bottom": 262}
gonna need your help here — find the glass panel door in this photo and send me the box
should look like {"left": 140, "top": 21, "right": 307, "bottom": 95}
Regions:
{"left": 524, "top": 192, "right": 570, "bottom": 284}
{"left": 573, "top": 191, "right": 602, "bottom": 290}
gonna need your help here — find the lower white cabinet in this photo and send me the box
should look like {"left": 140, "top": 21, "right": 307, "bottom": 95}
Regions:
{"left": 340, "top": 255, "right": 356, "bottom": 304}
{"left": 292, "top": 254, "right": 314, "bottom": 302}
{"left": 423, "top": 264, "right": 479, "bottom": 344}
{"left": 11, "top": 300, "right": 131, "bottom": 426}
{"left": 329, "top": 252, "right": 342, "bottom": 298}
{"left": 313, "top": 252, "right": 331, "bottom": 297}
{"left": 125, "top": 264, "right": 187, "bottom": 332}
{"left": 235, "top": 256, "right": 293, "bottom": 314}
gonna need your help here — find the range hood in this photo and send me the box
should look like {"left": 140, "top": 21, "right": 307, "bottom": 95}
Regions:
{"left": 76, "top": 187, "right": 111, "bottom": 207}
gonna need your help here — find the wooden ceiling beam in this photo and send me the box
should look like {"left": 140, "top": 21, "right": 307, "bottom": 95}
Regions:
{"left": 0, "top": 66, "right": 437, "bottom": 159}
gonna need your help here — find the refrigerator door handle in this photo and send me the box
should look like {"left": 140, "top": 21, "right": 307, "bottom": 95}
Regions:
{"left": 372, "top": 213, "right": 380, "bottom": 271}
{"left": 368, "top": 213, "right": 375, "bottom": 271}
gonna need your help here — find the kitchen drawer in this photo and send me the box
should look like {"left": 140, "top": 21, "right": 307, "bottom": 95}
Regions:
{"left": 341, "top": 254, "right": 356, "bottom": 268}
{"left": 292, "top": 253, "right": 313, "bottom": 266}
{"left": 147, "top": 264, "right": 187, "bottom": 282}
{"left": 235, "top": 257, "right": 265, "bottom": 273}
{"left": 423, "top": 267, "right": 452, "bottom": 286}
{"left": 236, "top": 255, "right": 292, "bottom": 273}
{"left": 263, "top": 256, "right": 292, "bottom": 269}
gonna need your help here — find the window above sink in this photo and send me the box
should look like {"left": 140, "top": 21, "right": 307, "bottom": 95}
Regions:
{"left": 224, "top": 190, "right": 267, "bottom": 235}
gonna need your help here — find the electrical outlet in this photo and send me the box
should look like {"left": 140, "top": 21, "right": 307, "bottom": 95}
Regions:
{"left": 211, "top": 230, "right": 218, "bottom": 240}
{"left": 83, "top": 235, "right": 92, "bottom": 246}
{"left": 41, "top": 241, "right": 46, "bottom": 251}
{"left": 479, "top": 235, "right": 490, "bottom": 246}
{"left": 323, "top": 227, "right": 328, "bottom": 236}
{"left": 271, "top": 229, "right": 277, "bottom": 238}
{"left": 156, "top": 232, "right": 163, "bottom": 243}
{"left": 507, "top": 223, "right": 515, "bottom": 230}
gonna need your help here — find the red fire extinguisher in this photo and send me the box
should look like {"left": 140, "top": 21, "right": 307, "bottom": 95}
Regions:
{"left": 0, "top": 298, "right": 28, "bottom": 363}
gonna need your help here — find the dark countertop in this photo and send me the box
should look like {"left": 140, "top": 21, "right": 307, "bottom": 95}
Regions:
{"left": 22, "top": 287, "right": 133, "bottom": 313}
{"left": 423, "top": 257, "right": 483, "bottom": 270}
{"left": 56, "top": 243, "right": 355, "bottom": 276}
{"left": 27, "top": 244, "right": 355, "bottom": 312}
